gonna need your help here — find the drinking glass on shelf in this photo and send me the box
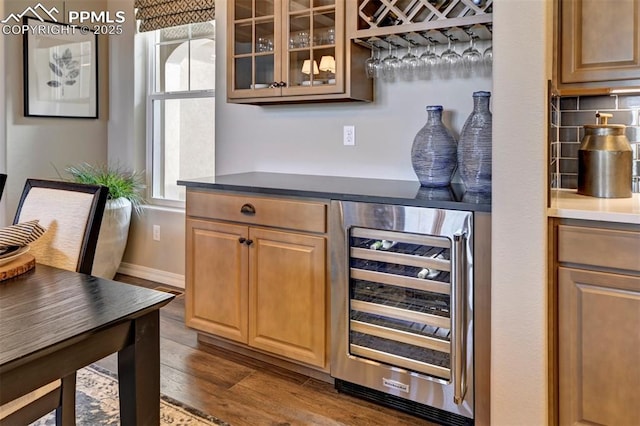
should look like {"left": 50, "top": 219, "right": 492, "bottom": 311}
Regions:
{"left": 439, "top": 38, "right": 462, "bottom": 79}
{"left": 295, "top": 31, "right": 310, "bottom": 48}
{"left": 256, "top": 37, "right": 273, "bottom": 52}
{"left": 326, "top": 27, "right": 335, "bottom": 45}
{"left": 461, "top": 37, "right": 482, "bottom": 77}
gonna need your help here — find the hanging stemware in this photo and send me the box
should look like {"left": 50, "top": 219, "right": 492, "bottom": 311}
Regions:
{"left": 461, "top": 36, "right": 482, "bottom": 77}
{"left": 365, "top": 46, "right": 381, "bottom": 79}
{"left": 400, "top": 40, "right": 421, "bottom": 81}
{"left": 381, "top": 39, "right": 401, "bottom": 82}
{"left": 439, "top": 36, "right": 462, "bottom": 79}
{"left": 418, "top": 39, "right": 439, "bottom": 79}
{"left": 483, "top": 44, "right": 493, "bottom": 77}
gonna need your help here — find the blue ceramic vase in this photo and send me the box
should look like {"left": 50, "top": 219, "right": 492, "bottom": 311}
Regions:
{"left": 411, "top": 105, "right": 457, "bottom": 187}
{"left": 458, "top": 91, "right": 492, "bottom": 193}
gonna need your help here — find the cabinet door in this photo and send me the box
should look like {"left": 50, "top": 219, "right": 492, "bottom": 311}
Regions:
{"left": 558, "top": 267, "right": 640, "bottom": 426}
{"left": 282, "top": 0, "right": 344, "bottom": 96}
{"left": 560, "top": 0, "right": 640, "bottom": 84}
{"left": 228, "top": 0, "right": 371, "bottom": 103}
{"left": 186, "top": 219, "right": 249, "bottom": 343}
{"left": 228, "top": 0, "right": 283, "bottom": 99}
{"left": 248, "top": 227, "right": 326, "bottom": 368}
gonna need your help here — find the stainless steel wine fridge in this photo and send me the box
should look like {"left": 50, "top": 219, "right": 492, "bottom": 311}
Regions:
{"left": 329, "top": 200, "right": 491, "bottom": 426}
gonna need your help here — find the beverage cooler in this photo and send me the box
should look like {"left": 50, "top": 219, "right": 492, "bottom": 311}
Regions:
{"left": 330, "top": 200, "right": 490, "bottom": 426}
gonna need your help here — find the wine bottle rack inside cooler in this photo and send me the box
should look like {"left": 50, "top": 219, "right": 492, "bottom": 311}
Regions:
{"left": 348, "top": 226, "right": 454, "bottom": 380}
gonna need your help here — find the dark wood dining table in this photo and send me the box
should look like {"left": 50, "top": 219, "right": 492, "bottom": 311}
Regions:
{"left": 0, "top": 264, "right": 174, "bottom": 425}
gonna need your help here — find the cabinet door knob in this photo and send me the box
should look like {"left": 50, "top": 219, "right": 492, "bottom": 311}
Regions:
{"left": 238, "top": 237, "right": 246, "bottom": 244}
{"left": 240, "top": 203, "right": 256, "bottom": 215}
{"left": 278, "top": 81, "right": 286, "bottom": 87}
{"left": 245, "top": 239, "right": 254, "bottom": 246}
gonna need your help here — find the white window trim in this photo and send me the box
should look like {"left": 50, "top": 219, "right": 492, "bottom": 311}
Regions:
{"left": 144, "top": 28, "right": 215, "bottom": 209}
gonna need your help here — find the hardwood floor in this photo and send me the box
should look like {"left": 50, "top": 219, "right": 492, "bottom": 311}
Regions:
{"left": 94, "top": 274, "right": 437, "bottom": 426}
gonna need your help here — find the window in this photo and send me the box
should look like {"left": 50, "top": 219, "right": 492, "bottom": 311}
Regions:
{"left": 146, "top": 22, "right": 215, "bottom": 205}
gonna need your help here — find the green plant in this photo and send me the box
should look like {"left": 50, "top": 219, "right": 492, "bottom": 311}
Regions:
{"left": 63, "top": 163, "right": 145, "bottom": 215}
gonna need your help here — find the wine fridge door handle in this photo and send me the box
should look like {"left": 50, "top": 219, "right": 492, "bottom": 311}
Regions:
{"left": 451, "top": 232, "right": 467, "bottom": 405}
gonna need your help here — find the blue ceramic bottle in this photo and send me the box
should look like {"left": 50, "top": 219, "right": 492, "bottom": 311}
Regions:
{"left": 411, "top": 105, "right": 457, "bottom": 187}
{"left": 458, "top": 91, "right": 492, "bottom": 193}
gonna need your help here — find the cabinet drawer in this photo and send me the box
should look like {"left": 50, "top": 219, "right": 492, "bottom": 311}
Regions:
{"left": 187, "top": 191, "right": 327, "bottom": 233}
{"left": 558, "top": 225, "right": 640, "bottom": 272}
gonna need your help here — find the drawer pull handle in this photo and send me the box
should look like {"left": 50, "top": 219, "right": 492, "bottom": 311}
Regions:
{"left": 240, "top": 203, "right": 256, "bottom": 215}
{"left": 238, "top": 237, "right": 246, "bottom": 244}
{"left": 245, "top": 239, "right": 254, "bottom": 246}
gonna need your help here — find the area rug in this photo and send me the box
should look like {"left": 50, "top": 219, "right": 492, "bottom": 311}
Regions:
{"left": 31, "top": 365, "right": 229, "bottom": 425}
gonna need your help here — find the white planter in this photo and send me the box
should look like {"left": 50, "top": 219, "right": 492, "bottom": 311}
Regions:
{"left": 92, "top": 197, "right": 132, "bottom": 279}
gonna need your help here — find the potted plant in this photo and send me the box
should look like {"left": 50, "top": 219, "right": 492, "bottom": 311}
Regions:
{"left": 63, "top": 163, "right": 145, "bottom": 278}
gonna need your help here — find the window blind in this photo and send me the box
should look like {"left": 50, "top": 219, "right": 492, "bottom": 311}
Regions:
{"left": 134, "top": 0, "right": 215, "bottom": 32}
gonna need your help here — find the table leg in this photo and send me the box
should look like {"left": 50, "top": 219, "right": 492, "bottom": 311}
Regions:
{"left": 117, "top": 310, "right": 161, "bottom": 426}
{"left": 55, "top": 373, "right": 76, "bottom": 426}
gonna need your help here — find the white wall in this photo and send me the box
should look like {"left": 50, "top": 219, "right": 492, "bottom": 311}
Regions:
{"left": 491, "top": 0, "right": 550, "bottom": 424}
{"left": 217, "top": 79, "right": 492, "bottom": 180}
{"left": 3, "top": 0, "right": 109, "bottom": 219}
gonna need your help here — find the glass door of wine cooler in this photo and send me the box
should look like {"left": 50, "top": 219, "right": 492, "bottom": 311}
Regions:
{"left": 348, "top": 227, "right": 454, "bottom": 381}
{"left": 331, "top": 201, "right": 480, "bottom": 421}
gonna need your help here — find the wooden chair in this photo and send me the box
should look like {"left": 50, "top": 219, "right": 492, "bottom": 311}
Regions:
{"left": 12, "top": 179, "right": 108, "bottom": 274}
{"left": 0, "top": 179, "right": 108, "bottom": 425}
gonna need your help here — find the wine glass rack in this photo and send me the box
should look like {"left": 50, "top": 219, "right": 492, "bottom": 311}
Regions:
{"left": 351, "top": 0, "right": 492, "bottom": 48}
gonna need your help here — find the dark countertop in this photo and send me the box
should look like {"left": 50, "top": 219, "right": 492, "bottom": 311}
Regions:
{"left": 178, "top": 172, "right": 491, "bottom": 212}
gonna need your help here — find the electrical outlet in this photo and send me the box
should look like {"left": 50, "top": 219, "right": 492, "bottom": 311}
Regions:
{"left": 343, "top": 125, "right": 355, "bottom": 146}
{"left": 153, "top": 225, "right": 160, "bottom": 241}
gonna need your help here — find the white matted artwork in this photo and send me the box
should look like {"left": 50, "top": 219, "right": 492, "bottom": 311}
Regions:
{"left": 23, "top": 17, "right": 98, "bottom": 118}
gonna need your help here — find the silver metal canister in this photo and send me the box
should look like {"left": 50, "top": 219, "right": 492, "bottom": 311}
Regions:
{"left": 578, "top": 113, "right": 632, "bottom": 198}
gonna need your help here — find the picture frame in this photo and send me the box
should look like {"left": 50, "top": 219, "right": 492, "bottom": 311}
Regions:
{"left": 23, "top": 17, "right": 98, "bottom": 118}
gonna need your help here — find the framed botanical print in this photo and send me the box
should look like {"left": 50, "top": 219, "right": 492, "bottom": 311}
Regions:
{"left": 23, "top": 17, "right": 98, "bottom": 118}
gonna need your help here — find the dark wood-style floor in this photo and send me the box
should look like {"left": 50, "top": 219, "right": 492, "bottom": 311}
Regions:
{"left": 93, "top": 274, "right": 437, "bottom": 426}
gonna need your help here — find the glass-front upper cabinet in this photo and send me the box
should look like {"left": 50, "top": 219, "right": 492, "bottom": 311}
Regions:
{"left": 228, "top": 0, "right": 371, "bottom": 103}
{"left": 285, "top": 0, "right": 339, "bottom": 92}
{"left": 230, "top": 0, "right": 280, "bottom": 98}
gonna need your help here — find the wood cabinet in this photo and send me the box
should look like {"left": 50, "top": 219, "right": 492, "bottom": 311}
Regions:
{"left": 227, "top": 0, "right": 372, "bottom": 104}
{"left": 247, "top": 227, "right": 326, "bottom": 366}
{"left": 185, "top": 190, "right": 329, "bottom": 369}
{"left": 550, "top": 219, "right": 640, "bottom": 425}
{"left": 555, "top": 0, "right": 640, "bottom": 93}
{"left": 186, "top": 219, "right": 248, "bottom": 342}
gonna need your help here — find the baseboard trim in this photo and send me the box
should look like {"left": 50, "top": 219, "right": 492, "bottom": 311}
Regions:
{"left": 117, "top": 262, "right": 185, "bottom": 289}
{"left": 198, "top": 333, "right": 333, "bottom": 384}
